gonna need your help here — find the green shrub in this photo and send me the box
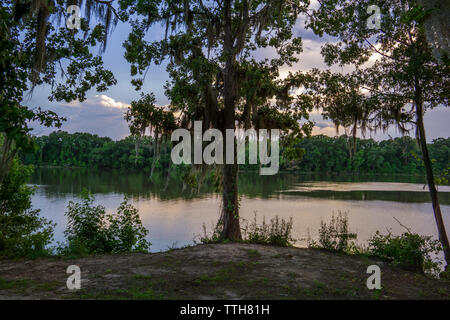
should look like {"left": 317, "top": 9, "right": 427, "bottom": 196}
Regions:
{"left": 308, "top": 211, "right": 357, "bottom": 253}
{"left": 59, "top": 190, "right": 150, "bottom": 255}
{"left": 367, "top": 231, "right": 442, "bottom": 274}
{"left": 198, "top": 213, "right": 295, "bottom": 247}
{"left": 242, "top": 214, "right": 295, "bottom": 247}
{"left": 108, "top": 199, "right": 150, "bottom": 252}
{"left": 0, "top": 159, "right": 55, "bottom": 258}
{"left": 308, "top": 212, "right": 443, "bottom": 275}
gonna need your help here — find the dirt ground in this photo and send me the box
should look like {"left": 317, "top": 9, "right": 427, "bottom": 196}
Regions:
{"left": 0, "top": 243, "right": 449, "bottom": 299}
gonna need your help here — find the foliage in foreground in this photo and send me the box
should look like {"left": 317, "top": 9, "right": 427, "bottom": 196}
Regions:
{"left": 198, "top": 214, "right": 295, "bottom": 247}
{"left": 308, "top": 213, "right": 443, "bottom": 276}
{"left": 367, "top": 231, "right": 442, "bottom": 274}
{"left": 308, "top": 211, "right": 357, "bottom": 252}
{"left": 0, "top": 159, "right": 55, "bottom": 258}
{"left": 242, "top": 214, "right": 295, "bottom": 247}
{"left": 58, "top": 191, "right": 150, "bottom": 255}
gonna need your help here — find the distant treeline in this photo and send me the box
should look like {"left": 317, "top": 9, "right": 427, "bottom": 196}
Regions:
{"left": 20, "top": 131, "right": 449, "bottom": 175}
{"left": 294, "top": 135, "right": 449, "bottom": 175}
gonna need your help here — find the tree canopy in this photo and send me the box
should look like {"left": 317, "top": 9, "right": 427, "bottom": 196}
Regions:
{"left": 0, "top": 0, "right": 119, "bottom": 182}
{"left": 121, "top": 0, "right": 315, "bottom": 240}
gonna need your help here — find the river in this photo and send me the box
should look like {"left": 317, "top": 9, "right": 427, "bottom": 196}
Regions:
{"left": 29, "top": 168, "right": 450, "bottom": 256}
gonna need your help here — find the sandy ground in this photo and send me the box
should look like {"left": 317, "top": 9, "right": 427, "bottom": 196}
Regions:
{"left": 0, "top": 243, "right": 449, "bottom": 299}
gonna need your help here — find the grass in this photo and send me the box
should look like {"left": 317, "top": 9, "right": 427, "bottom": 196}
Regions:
{"left": 243, "top": 248, "right": 262, "bottom": 258}
{"left": 133, "top": 274, "right": 152, "bottom": 280}
{"left": 193, "top": 261, "right": 254, "bottom": 285}
{"left": 0, "top": 277, "right": 60, "bottom": 294}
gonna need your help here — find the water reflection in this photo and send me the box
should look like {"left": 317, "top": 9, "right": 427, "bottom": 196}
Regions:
{"left": 279, "top": 190, "right": 450, "bottom": 204}
{"left": 30, "top": 167, "right": 441, "bottom": 201}
{"left": 29, "top": 168, "right": 450, "bottom": 255}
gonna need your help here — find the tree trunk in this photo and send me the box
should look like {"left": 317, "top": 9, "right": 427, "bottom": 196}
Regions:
{"left": 415, "top": 94, "right": 450, "bottom": 269}
{"left": 221, "top": 162, "right": 241, "bottom": 240}
{"left": 150, "top": 133, "right": 160, "bottom": 179}
{"left": 0, "top": 134, "right": 16, "bottom": 185}
{"left": 150, "top": 152, "right": 160, "bottom": 179}
{"left": 134, "top": 137, "right": 140, "bottom": 166}
{"left": 219, "top": 0, "right": 242, "bottom": 241}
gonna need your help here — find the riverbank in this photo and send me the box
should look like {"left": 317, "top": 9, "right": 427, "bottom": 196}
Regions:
{"left": 0, "top": 243, "right": 449, "bottom": 299}
{"left": 30, "top": 164, "right": 429, "bottom": 177}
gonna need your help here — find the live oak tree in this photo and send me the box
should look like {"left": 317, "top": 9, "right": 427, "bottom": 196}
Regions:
{"left": 301, "top": 70, "right": 382, "bottom": 160}
{"left": 0, "top": 0, "right": 119, "bottom": 255}
{"left": 121, "top": 0, "right": 313, "bottom": 240}
{"left": 305, "top": 0, "right": 450, "bottom": 267}
{"left": 1, "top": 0, "right": 119, "bottom": 182}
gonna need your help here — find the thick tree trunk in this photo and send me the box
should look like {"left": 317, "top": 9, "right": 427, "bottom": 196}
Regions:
{"left": 219, "top": 0, "right": 242, "bottom": 241}
{"left": 415, "top": 95, "right": 450, "bottom": 269}
{"left": 221, "top": 162, "right": 241, "bottom": 240}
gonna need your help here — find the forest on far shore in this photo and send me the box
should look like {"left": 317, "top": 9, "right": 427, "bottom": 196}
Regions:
{"left": 20, "top": 131, "right": 450, "bottom": 176}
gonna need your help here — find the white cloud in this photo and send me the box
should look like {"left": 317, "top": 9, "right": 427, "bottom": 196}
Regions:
{"left": 29, "top": 94, "right": 132, "bottom": 140}
{"left": 61, "top": 94, "right": 131, "bottom": 109}
{"left": 90, "top": 94, "right": 131, "bottom": 109}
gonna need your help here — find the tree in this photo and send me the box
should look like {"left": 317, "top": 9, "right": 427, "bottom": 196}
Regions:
{"left": 0, "top": 157, "right": 55, "bottom": 257}
{"left": 305, "top": 0, "right": 450, "bottom": 267}
{"left": 121, "top": 0, "right": 312, "bottom": 240}
{"left": 125, "top": 93, "right": 157, "bottom": 166}
{"left": 125, "top": 93, "right": 177, "bottom": 175}
{"left": 416, "top": 0, "right": 450, "bottom": 63}
{"left": 1, "top": 0, "right": 119, "bottom": 183}
{"left": 1, "top": 0, "right": 119, "bottom": 256}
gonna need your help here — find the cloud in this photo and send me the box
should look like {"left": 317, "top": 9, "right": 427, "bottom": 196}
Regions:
{"left": 91, "top": 94, "right": 131, "bottom": 109}
{"left": 29, "top": 94, "right": 131, "bottom": 140}
{"left": 61, "top": 94, "right": 131, "bottom": 110}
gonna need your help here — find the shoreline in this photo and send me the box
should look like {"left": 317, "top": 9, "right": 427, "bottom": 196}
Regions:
{"left": 30, "top": 164, "right": 429, "bottom": 177}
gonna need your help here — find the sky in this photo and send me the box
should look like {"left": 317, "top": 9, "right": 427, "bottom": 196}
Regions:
{"left": 25, "top": 8, "right": 449, "bottom": 142}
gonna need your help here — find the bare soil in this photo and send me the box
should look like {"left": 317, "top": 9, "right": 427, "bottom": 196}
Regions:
{"left": 0, "top": 243, "right": 449, "bottom": 299}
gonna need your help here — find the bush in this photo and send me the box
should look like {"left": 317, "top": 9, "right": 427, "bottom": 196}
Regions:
{"left": 308, "top": 212, "right": 443, "bottom": 275}
{"left": 198, "top": 213, "right": 295, "bottom": 247}
{"left": 0, "top": 159, "right": 55, "bottom": 258}
{"left": 59, "top": 190, "right": 150, "bottom": 255}
{"left": 109, "top": 199, "right": 150, "bottom": 252}
{"left": 242, "top": 214, "right": 295, "bottom": 247}
{"left": 367, "top": 231, "right": 442, "bottom": 274}
{"left": 308, "top": 211, "right": 357, "bottom": 252}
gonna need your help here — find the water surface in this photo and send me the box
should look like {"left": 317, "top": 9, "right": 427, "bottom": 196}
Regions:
{"left": 30, "top": 168, "right": 450, "bottom": 257}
